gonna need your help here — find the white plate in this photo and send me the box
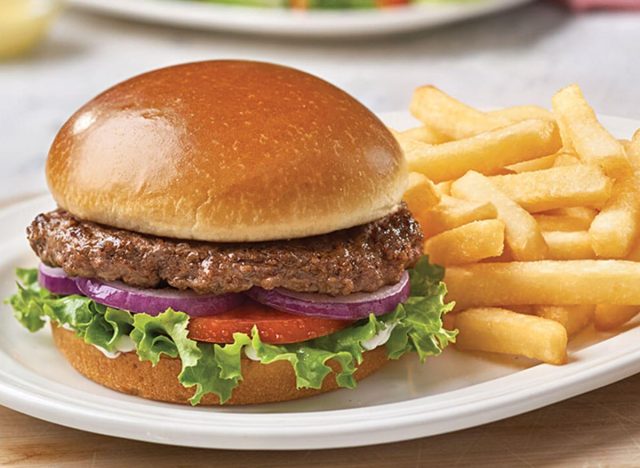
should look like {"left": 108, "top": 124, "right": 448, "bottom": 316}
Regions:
{"left": 1, "top": 112, "right": 640, "bottom": 450}
{"left": 68, "top": 0, "right": 533, "bottom": 38}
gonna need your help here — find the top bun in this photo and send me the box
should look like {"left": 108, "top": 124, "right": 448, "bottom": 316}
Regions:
{"left": 46, "top": 61, "right": 406, "bottom": 242}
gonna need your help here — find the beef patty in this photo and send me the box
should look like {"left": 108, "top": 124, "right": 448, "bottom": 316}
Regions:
{"left": 28, "top": 205, "right": 423, "bottom": 296}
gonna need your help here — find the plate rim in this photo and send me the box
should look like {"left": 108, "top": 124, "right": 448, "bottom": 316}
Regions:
{"left": 1, "top": 112, "right": 640, "bottom": 449}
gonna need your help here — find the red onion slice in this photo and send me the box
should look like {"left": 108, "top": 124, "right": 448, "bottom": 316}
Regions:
{"left": 246, "top": 271, "right": 410, "bottom": 320}
{"left": 37, "top": 262, "right": 409, "bottom": 320}
{"left": 38, "top": 264, "right": 82, "bottom": 296}
{"left": 75, "top": 278, "right": 245, "bottom": 317}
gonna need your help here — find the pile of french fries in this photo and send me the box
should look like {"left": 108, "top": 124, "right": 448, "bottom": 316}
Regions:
{"left": 397, "top": 84, "right": 640, "bottom": 365}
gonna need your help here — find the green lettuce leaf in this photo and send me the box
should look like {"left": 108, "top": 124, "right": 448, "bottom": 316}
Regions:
{"left": 181, "top": 335, "right": 250, "bottom": 405}
{"left": 6, "top": 256, "right": 456, "bottom": 405}
{"left": 6, "top": 272, "right": 134, "bottom": 352}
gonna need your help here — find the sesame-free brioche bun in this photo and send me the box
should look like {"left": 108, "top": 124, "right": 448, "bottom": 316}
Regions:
{"left": 51, "top": 324, "right": 388, "bottom": 405}
{"left": 46, "top": 60, "right": 406, "bottom": 242}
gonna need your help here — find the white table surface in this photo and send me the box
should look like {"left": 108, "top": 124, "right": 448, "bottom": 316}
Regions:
{"left": 0, "top": 4, "right": 638, "bottom": 203}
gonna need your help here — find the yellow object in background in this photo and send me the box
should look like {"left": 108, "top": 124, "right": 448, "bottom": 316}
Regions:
{"left": 0, "top": 0, "right": 61, "bottom": 59}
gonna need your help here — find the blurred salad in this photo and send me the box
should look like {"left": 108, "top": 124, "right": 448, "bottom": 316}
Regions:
{"left": 193, "top": 0, "right": 430, "bottom": 9}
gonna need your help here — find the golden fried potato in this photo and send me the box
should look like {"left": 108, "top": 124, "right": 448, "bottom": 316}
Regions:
{"left": 535, "top": 207, "right": 597, "bottom": 232}
{"left": 410, "top": 86, "right": 556, "bottom": 140}
{"left": 552, "top": 153, "right": 581, "bottom": 167}
{"left": 445, "top": 261, "right": 640, "bottom": 308}
{"left": 488, "top": 165, "right": 611, "bottom": 213}
{"left": 401, "top": 83, "right": 640, "bottom": 363}
{"left": 435, "top": 181, "right": 452, "bottom": 196}
{"left": 629, "top": 130, "right": 640, "bottom": 162}
{"left": 535, "top": 215, "right": 590, "bottom": 232}
{"left": 506, "top": 154, "right": 557, "bottom": 173}
{"left": 534, "top": 305, "right": 594, "bottom": 336}
{"left": 451, "top": 171, "right": 548, "bottom": 261}
{"left": 543, "top": 231, "right": 595, "bottom": 260}
{"left": 404, "top": 120, "right": 561, "bottom": 183}
{"left": 589, "top": 167, "right": 640, "bottom": 258}
{"left": 424, "top": 219, "right": 505, "bottom": 266}
{"left": 403, "top": 172, "right": 441, "bottom": 216}
{"left": 420, "top": 195, "right": 498, "bottom": 237}
{"left": 394, "top": 125, "right": 450, "bottom": 145}
{"left": 455, "top": 307, "right": 567, "bottom": 364}
{"left": 627, "top": 238, "right": 640, "bottom": 261}
{"left": 552, "top": 84, "right": 630, "bottom": 175}
{"left": 594, "top": 305, "right": 640, "bottom": 331}
{"left": 410, "top": 86, "right": 509, "bottom": 139}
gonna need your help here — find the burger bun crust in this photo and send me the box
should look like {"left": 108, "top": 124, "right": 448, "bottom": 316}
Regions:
{"left": 46, "top": 60, "right": 406, "bottom": 242}
{"left": 51, "top": 324, "right": 389, "bottom": 406}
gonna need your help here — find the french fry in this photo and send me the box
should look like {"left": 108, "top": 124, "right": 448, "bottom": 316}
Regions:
{"left": 562, "top": 206, "right": 598, "bottom": 220}
{"left": 551, "top": 84, "right": 630, "bottom": 175}
{"left": 435, "top": 181, "right": 452, "bottom": 196}
{"left": 410, "top": 86, "right": 510, "bottom": 139}
{"left": 620, "top": 139, "right": 632, "bottom": 152}
{"left": 451, "top": 171, "right": 548, "bottom": 260}
{"left": 404, "top": 120, "right": 561, "bottom": 182}
{"left": 534, "top": 212, "right": 594, "bottom": 232}
{"left": 424, "top": 219, "right": 505, "bottom": 266}
{"left": 553, "top": 107, "right": 575, "bottom": 153}
{"left": 534, "top": 305, "right": 594, "bottom": 336}
{"left": 393, "top": 125, "right": 450, "bottom": 145}
{"left": 512, "top": 150, "right": 578, "bottom": 173}
{"left": 543, "top": 231, "right": 595, "bottom": 260}
{"left": 630, "top": 130, "right": 640, "bottom": 161}
{"left": 420, "top": 195, "right": 498, "bottom": 237}
{"left": 553, "top": 153, "right": 581, "bottom": 167}
{"left": 536, "top": 215, "right": 580, "bottom": 232}
{"left": 539, "top": 207, "right": 597, "bottom": 231}
{"left": 445, "top": 261, "right": 640, "bottom": 308}
{"left": 488, "top": 105, "right": 555, "bottom": 123}
{"left": 401, "top": 82, "right": 640, "bottom": 365}
{"left": 403, "top": 172, "right": 440, "bottom": 217}
{"left": 443, "top": 312, "right": 456, "bottom": 331}
{"left": 484, "top": 246, "right": 514, "bottom": 263}
{"left": 455, "top": 308, "right": 567, "bottom": 364}
{"left": 627, "top": 238, "right": 640, "bottom": 261}
{"left": 488, "top": 165, "right": 612, "bottom": 212}
{"left": 594, "top": 305, "right": 640, "bottom": 331}
{"left": 410, "top": 87, "right": 558, "bottom": 140}
{"left": 628, "top": 137, "right": 640, "bottom": 178}
{"left": 506, "top": 305, "right": 535, "bottom": 314}
{"left": 589, "top": 168, "right": 640, "bottom": 258}
{"left": 505, "top": 154, "right": 557, "bottom": 174}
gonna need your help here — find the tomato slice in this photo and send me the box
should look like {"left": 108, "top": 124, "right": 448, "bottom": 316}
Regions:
{"left": 187, "top": 300, "right": 354, "bottom": 345}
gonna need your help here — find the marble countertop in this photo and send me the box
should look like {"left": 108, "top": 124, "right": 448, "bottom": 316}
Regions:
{"left": 0, "top": 4, "right": 638, "bottom": 201}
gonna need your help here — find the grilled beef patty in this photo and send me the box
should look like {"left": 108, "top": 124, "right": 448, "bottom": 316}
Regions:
{"left": 28, "top": 205, "right": 422, "bottom": 296}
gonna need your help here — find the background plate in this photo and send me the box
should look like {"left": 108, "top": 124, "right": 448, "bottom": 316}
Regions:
{"left": 1, "top": 113, "right": 639, "bottom": 450}
{"left": 68, "top": 0, "right": 534, "bottom": 38}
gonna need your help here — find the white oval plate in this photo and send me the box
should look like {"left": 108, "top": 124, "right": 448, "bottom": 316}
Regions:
{"left": 68, "top": 0, "right": 533, "bottom": 38}
{"left": 1, "top": 113, "right": 639, "bottom": 450}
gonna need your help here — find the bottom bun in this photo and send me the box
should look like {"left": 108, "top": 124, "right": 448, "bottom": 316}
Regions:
{"left": 51, "top": 324, "right": 389, "bottom": 405}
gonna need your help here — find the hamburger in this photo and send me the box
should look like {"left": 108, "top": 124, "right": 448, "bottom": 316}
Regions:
{"left": 8, "top": 60, "right": 455, "bottom": 406}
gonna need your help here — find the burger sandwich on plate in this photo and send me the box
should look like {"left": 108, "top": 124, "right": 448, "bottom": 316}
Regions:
{"left": 8, "top": 60, "right": 455, "bottom": 405}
